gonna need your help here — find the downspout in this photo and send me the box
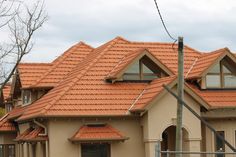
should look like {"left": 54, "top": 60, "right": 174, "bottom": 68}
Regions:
{"left": 33, "top": 119, "right": 49, "bottom": 157}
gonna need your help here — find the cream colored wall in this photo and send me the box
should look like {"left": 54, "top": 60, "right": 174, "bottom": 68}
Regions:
{"left": 141, "top": 86, "right": 202, "bottom": 157}
{"left": 205, "top": 119, "right": 236, "bottom": 153}
{"left": 18, "top": 123, "right": 30, "bottom": 133}
{"left": 48, "top": 118, "right": 145, "bottom": 157}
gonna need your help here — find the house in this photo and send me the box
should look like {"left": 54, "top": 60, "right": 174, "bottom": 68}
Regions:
{"left": 0, "top": 36, "right": 236, "bottom": 157}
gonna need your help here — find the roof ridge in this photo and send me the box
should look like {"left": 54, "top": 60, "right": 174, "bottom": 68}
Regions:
{"left": 41, "top": 37, "right": 125, "bottom": 116}
{"left": 185, "top": 58, "right": 198, "bottom": 78}
{"left": 31, "top": 42, "right": 92, "bottom": 87}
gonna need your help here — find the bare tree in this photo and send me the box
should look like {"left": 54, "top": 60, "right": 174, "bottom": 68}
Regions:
{"left": 0, "top": 0, "right": 48, "bottom": 91}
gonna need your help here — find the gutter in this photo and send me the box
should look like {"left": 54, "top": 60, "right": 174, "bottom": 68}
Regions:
{"left": 33, "top": 119, "right": 49, "bottom": 157}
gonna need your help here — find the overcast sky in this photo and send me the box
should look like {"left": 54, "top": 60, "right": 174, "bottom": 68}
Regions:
{"left": 6, "top": 0, "right": 236, "bottom": 62}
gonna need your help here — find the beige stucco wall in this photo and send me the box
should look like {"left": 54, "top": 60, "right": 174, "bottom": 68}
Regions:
{"left": 141, "top": 86, "right": 202, "bottom": 157}
{"left": 48, "top": 118, "right": 145, "bottom": 157}
{"left": 205, "top": 119, "right": 236, "bottom": 153}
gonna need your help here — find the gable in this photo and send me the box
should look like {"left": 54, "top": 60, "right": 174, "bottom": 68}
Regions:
{"left": 105, "top": 48, "right": 174, "bottom": 82}
{"left": 202, "top": 52, "right": 236, "bottom": 89}
{"left": 187, "top": 48, "right": 236, "bottom": 79}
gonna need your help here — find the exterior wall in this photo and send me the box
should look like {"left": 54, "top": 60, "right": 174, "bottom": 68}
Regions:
{"left": 17, "top": 122, "right": 46, "bottom": 157}
{"left": 141, "top": 86, "right": 202, "bottom": 157}
{"left": 205, "top": 119, "right": 236, "bottom": 153}
{"left": 48, "top": 118, "right": 145, "bottom": 157}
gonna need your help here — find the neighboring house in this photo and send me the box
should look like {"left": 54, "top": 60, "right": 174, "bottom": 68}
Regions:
{"left": 0, "top": 36, "right": 235, "bottom": 157}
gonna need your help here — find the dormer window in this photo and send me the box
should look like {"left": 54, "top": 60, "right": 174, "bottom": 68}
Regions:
{"left": 123, "top": 56, "right": 164, "bottom": 81}
{"left": 105, "top": 49, "right": 173, "bottom": 83}
{"left": 22, "top": 90, "right": 31, "bottom": 105}
{"left": 205, "top": 60, "right": 236, "bottom": 88}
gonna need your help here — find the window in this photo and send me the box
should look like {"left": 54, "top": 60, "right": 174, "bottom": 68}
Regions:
{"left": 5, "top": 104, "right": 13, "bottom": 113}
{"left": 0, "top": 144, "right": 15, "bottom": 157}
{"left": 223, "top": 65, "right": 236, "bottom": 88}
{"left": 81, "top": 144, "right": 110, "bottom": 157}
{"left": 215, "top": 131, "right": 225, "bottom": 157}
{"left": 22, "top": 90, "right": 31, "bottom": 105}
{"left": 206, "top": 61, "right": 236, "bottom": 88}
{"left": 123, "top": 56, "right": 163, "bottom": 81}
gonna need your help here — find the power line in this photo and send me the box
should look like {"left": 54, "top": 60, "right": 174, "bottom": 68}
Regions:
{"left": 153, "top": 0, "right": 177, "bottom": 42}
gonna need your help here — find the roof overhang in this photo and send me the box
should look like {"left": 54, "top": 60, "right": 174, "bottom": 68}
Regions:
{"left": 69, "top": 124, "right": 129, "bottom": 144}
{"left": 105, "top": 48, "right": 174, "bottom": 81}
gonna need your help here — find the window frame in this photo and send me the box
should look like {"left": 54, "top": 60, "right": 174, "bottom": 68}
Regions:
{"left": 123, "top": 59, "right": 160, "bottom": 81}
{"left": 205, "top": 61, "right": 236, "bottom": 89}
{"left": 214, "top": 131, "right": 225, "bottom": 157}
{"left": 0, "top": 144, "right": 15, "bottom": 157}
{"left": 81, "top": 143, "right": 111, "bottom": 157}
{"left": 22, "top": 90, "right": 31, "bottom": 105}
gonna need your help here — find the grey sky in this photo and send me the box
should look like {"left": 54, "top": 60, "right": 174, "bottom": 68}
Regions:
{"left": 9, "top": 0, "right": 236, "bottom": 62}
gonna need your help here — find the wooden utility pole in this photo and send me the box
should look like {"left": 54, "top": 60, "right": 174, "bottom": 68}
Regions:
{"left": 175, "top": 37, "right": 184, "bottom": 157}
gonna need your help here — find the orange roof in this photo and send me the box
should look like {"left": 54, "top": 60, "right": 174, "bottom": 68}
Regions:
{"left": 14, "top": 37, "right": 236, "bottom": 121}
{"left": 15, "top": 127, "right": 47, "bottom": 142}
{"left": 31, "top": 42, "right": 94, "bottom": 88}
{"left": 130, "top": 76, "right": 177, "bottom": 111}
{"left": 18, "top": 63, "right": 52, "bottom": 88}
{"left": 2, "top": 84, "right": 11, "bottom": 101}
{"left": 187, "top": 83, "right": 236, "bottom": 108}
{"left": 186, "top": 48, "right": 229, "bottom": 79}
{"left": 106, "top": 48, "right": 173, "bottom": 80}
{"left": 69, "top": 124, "right": 128, "bottom": 142}
{"left": 18, "top": 37, "right": 199, "bottom": 120}
{"left": 0, "top": 114, "right": 16, "bottom": 132}
{"left": 7, "top": 106, "right": 27, "bottom": 120}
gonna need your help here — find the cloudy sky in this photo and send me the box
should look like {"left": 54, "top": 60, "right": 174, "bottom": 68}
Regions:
{"left": 5, "top": 0, "right": 236, "bottom": 62}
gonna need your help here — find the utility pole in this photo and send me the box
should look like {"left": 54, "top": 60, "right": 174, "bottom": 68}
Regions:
{"left": 175, "top": 37, "right": 184, "bottom": 157}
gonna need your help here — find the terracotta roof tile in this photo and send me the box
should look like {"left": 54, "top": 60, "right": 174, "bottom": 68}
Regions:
{"left": 130, "top": 76, "right": 177, "bottom": 111}
{"left": 31, "top": 42, "right": 94, "bottom": 88}
{"left": 0, "top": 114, "right": 16, "bottom": 132}
{"left": 69, "top": 124, "right": 128, "bottom": 142}
{"left": 16, "top": 37, "right": 236, "bottom": 120}
{"left": 186, "top": 48, "right": 228, "bottom": 79}
{"left": 106, "top": 48, "right": 173, "bottom": 79}
{"left": 15, "top": 127, "right": 47, "bottom": 142}
{"left": 187, "top": 83, "right": 236, "bottom": 108}
{"left": 18, "top": 63, "right": 52, "bottom": 88}
{"left": 2, "top": 84, "right": 11, "bottom": 101}
{"left": 7, "top": 106, "right": 27, "bottom": 120}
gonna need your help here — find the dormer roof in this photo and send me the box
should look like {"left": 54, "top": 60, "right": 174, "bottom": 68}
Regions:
{"left": 105, "top": 48, "right": 174, "bottom": 81}
{"left": 186, "top": 48, "right": 236, "bottom": 79}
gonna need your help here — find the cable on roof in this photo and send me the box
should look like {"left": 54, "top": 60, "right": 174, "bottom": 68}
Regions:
{"left": 153, "top": 0, "right": 177, "bottom": 42}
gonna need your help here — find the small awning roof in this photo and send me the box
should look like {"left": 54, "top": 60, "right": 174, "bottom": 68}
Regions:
{"left": 15, "top": 127, "right": 48, "bottom": 142}
{"left": 69, "top": 124, "right": 129, "bottom": 143}
{"left": 0, "top": 114, "right": 16, "bottom": 132}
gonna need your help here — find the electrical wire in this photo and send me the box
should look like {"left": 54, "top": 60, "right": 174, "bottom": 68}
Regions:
{"left": 153, "top": 0, "right": 177, "bottom": 42}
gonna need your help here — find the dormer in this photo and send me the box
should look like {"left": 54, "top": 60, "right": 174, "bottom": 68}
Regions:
{"left": 105, "top": 48, "right": 174, "bottom": 83}
{"left": 187, "top": 48, "right": 236, "bottom": 89}
{"left": 203, "top": 58, "right": 236, "bottom": 89}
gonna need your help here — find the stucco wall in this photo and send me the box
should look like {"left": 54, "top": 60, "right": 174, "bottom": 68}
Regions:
{"left": 48, "top": 118, "right": 145, "bottom": 157}
{"left": 141, "top": 86, "right": 202, "bottom": 157}
{"left": 205, "top": 119, "right": 236, "bottom": 153}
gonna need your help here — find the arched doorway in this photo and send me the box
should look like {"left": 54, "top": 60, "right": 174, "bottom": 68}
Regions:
{"left": 161, "top": 126, "right": 189, "bottom": 152}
